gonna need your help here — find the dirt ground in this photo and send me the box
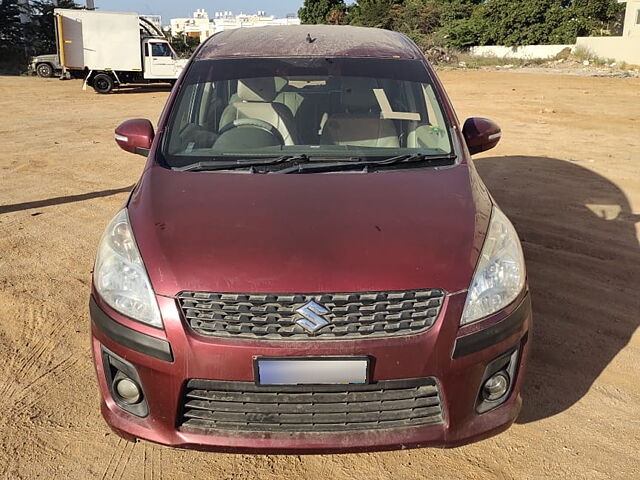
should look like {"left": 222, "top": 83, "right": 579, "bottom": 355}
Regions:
{"left": 0, "top": 71, "right": 638, "bottom": 480}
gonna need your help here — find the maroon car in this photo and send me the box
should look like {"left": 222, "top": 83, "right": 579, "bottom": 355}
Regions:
{"left": 91, "top": 25, "right": 531, "bottom": 453}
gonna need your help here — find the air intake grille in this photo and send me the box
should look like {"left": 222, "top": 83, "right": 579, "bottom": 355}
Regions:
{"left": 178, "top": 289, "right": 445, "bottom": 340}
{"left": 180, "top": 378, "right": 443, "bottom": 433}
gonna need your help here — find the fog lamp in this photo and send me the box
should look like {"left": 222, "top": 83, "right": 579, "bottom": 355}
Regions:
{"left": 114, "top": 377, "right": 142, "bottom": 405}
{"left": 482, "top": 372, "right": 509, "bottom": 401}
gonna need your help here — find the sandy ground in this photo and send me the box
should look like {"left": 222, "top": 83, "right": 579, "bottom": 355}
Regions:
{"left": 0, "top": 72, "right": 638, "bottom": 479}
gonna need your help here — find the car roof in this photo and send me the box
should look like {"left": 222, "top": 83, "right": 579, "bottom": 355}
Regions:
{"left": 196, "top": 25, "right": 422, "bottom": 61}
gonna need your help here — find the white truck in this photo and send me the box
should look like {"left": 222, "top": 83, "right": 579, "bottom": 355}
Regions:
{"left": 54, "top": 9, "right": 188, "bottom": 94}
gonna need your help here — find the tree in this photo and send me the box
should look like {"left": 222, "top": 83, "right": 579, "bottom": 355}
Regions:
{"left": 563, "top": 0, "right": 625, "bottom": 38}
{"left": 348, "top": 0, "right": 441, "bottom": 44}
{"left": 483, "top": 0, "right": 623, "bottom": 46}
{"left": 439, "top": 0, "right": 624, "bottom": 48}
{"left": 299, "top": 0, "right": 347, "bottom": 25}
{"left": 348, "top": 0, "right": 398, "bottom": 29}
{"left": 475, "top": 0, "right": 563, "bottom": 46}
{"left": 167, "top": 34, "right": 200, "bottom": 58}
{"left": 389, "top": 0, "right": 442, "bottom": 49}
{"left": 326, "top": 7, "right": 347, "bottom": 25}
{"left": 0, "top": 0, "right": 26, "bottom": 74}
{"left": 23, "top": 0, "right": 79, "bottom": 57}
{"left": 435, "top": 0, "right": 483, "bottom": 47}
{"left": 298, "top": 0, "right": 625, "bottom": 49}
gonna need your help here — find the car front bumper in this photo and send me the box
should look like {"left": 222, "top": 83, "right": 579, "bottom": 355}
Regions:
{"left": 90, "top": 289, "right": 531, "bottom": 453}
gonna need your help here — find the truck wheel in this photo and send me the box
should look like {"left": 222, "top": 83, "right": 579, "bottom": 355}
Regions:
{"left": 36, "top": 63, "right": 54, "bottom": 78}
{"left": 93, "top": 73, "right": 115, "bottom": 94}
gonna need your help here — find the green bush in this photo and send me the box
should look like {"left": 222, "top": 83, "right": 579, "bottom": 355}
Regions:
{"left": 299, "top": 0, "right": 625, "bottom": 50}
{"left": 299, "top": 0, "right": 347, "bottom": 24}
{"left": 167, "top": 34, "right": 200, "bottom": 58}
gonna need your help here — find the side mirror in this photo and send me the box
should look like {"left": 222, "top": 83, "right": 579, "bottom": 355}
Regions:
{"left": 114, "top": 118, "right": 155, "bottom": 156}
{"left": 462, "top": 117, "right": 501, "bottom": 155}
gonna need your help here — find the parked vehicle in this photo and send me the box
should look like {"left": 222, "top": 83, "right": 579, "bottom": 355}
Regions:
{"left": 30, "top": 53, "right": 61, "bottom": 77}
{"left": 91, "top": 25, "right": 531, "bottom": 453}
{"left": 54, "top": 9, "right": 187, "bottom": 94}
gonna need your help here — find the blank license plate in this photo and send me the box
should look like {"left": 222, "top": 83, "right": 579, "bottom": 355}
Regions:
{"left": 256, "top": 357, "right": 369, "bottom": 385}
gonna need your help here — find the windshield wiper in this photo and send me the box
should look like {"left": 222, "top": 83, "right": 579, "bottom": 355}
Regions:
{"left": 175, "top": 153, "right": 456, "bottom": 174}
{"left": 175, "top": 154, "right": 311, "bottom": 172}
{"left": 273, "top": 153, "right": 457, "bottom": 174}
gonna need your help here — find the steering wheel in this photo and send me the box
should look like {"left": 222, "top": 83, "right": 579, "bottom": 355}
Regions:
{"left": 217, "top": 118, "right": 285, "bottom": 146}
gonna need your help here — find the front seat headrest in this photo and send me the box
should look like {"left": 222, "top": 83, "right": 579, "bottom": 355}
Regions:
{"left": 341, "top": 77, "right": 379, "bottom": 113}
{"left": 237, "top": 77, "right": 277, "bottom": 102}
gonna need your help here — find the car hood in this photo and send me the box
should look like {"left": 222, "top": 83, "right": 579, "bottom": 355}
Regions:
{"left": 128, "top": 162, "right": 491, "bottom": 296}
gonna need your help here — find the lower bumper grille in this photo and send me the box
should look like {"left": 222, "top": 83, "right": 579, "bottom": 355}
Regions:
{"left": 180, "top": 378, "right": 443, "bottom": 433}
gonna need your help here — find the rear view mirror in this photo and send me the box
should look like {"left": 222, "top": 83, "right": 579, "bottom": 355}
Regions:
{"left": 462, "top": 117, "right": 501, "bottom": 155}
{"left": 114, "top": 119, "right": 155, "bottom": 156}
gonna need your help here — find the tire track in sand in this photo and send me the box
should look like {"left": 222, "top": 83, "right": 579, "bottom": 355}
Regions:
{"left": 0, "top": 308, "right": 68, "bottom": 409}
{"left": 142, "top": 442, "right": 162, "bottom": 480}
{"left": 0, "top": 298, "right": 82, "bottom": 476}
{"left": 99, "top": 437, "right": 137, "bottom": 480}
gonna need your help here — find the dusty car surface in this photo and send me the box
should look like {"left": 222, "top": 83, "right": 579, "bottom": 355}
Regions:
{"left": 90, "top": 25, "right": 531, "bottom": 453}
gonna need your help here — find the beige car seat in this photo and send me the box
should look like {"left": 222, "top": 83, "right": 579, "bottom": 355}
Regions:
{"left": 320, "top": 78, "right": 399, "bottom": 148}
{"left": 220, "top": 77, "right": 299, "bottom": 145}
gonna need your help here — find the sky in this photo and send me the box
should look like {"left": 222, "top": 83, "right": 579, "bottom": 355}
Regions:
{"left": 93, "top": 1, "right": 304, "bottom": 22}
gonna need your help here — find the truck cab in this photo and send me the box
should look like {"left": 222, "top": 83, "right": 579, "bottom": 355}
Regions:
{"left": 142, "top": 38, "right": 185, "bottom": 80}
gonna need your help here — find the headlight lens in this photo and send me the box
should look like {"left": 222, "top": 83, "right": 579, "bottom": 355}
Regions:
{"left": 93, "top": 209, "right": 162, "bottom": 328}
{"left": 461, "top": 207, "right": 525, "bottom": 325}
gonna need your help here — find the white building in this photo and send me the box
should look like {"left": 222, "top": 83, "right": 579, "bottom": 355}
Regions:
{"left": 170, "top": 9, "right": 213, "bottom": 42}
{"left": 170, "top": 9, "right": 300, "bottom": 43}
{"left": 620, "top": 0, "right": 640, "bottom": 36}
{"left": 576, "top": 0, "right": 640, "bottom": 65}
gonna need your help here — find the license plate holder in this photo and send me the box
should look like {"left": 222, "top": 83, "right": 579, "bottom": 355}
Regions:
{"left": 255, "top": 356, "right": 370, "bottom": 385}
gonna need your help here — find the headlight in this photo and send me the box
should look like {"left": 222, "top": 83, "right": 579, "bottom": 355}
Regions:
{"left": 93, "top": 209, "right": 162, "bottom": 328}
{"left": 460, "top": 207, "right": 526, "bottom": 325}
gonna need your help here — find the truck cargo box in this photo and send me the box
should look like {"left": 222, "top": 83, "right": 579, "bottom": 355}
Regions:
{"left": 55, "top": 9, "right": 142, "bottom": 72}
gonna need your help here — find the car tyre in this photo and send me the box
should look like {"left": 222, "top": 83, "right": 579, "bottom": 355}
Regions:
{"left": 36, "top": 63, "right": 54, "bottom": 78}
{"left": 93, "top": 73, "right": 115, "bottom": 94}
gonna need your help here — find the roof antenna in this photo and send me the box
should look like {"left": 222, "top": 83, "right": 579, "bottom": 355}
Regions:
{"left": 306, "top": 33, "right": 316, "bottom": 44}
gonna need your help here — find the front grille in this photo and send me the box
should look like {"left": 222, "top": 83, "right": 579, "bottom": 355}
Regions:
{"left": 180, "top": 378, "right": 443, "bottom": 433}
{"left": 178, "top": 289, "right": 445, "bottom": 340}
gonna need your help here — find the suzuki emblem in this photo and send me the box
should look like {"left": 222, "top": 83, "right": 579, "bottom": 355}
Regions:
{"left": 295, "top": 300, "right": 330, "bottom": 333}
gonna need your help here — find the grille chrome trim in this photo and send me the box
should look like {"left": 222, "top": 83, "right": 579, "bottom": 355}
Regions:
{"left": 179, "top": 378, "right": 444, "bottom": 433}
{"left": 178, "top": 289, "right": 445, "bottom": 340}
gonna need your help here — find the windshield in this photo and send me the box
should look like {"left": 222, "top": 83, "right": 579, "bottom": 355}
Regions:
{"left": 161, "top": 58, "right": 453, "bottom": 169}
